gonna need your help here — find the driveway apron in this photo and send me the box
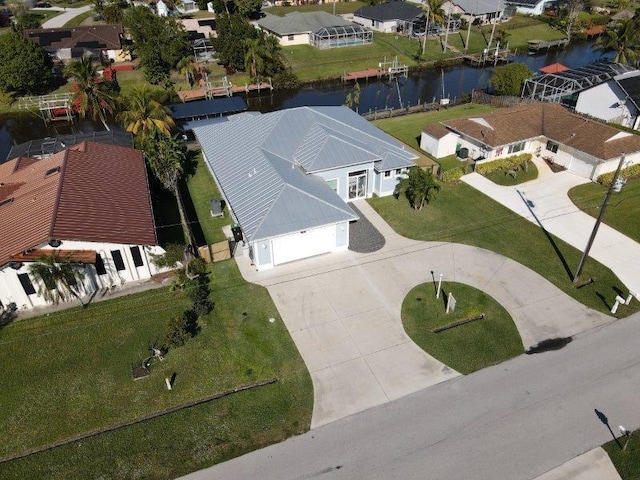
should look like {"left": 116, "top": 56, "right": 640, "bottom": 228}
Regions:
{"left": 236, "top": 199, "right": 612, "bottom": 428}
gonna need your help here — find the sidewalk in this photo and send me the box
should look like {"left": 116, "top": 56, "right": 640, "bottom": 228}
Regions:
{"left": 462, "top": 158, "right": 640, "bottom": 297}
{"left": 532, "top": 448, "right": 621, "bottom": 480}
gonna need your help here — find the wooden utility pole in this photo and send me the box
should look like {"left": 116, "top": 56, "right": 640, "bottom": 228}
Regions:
{"left": 573, "top": 153, "right": 626, "bottom": 284}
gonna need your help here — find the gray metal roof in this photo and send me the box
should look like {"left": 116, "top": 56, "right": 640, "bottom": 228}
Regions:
{"left": 193, "top": 106, "right": 415, "bottom": 242}
{"left": 256, "top": 11, "right": 355, "bottom": 35}
{"left": 448, "top": 0, "right": 506, "bottom": 14}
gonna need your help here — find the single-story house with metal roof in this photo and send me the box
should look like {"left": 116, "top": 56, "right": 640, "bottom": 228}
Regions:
{"left": 352, "top": 1, "right": 424, "bottom": 33}
{"left": 441, "top": 0, "right": 505, "bottom": 24}
{"left": 0, "top": 142, "right": 166, "bottom": 312}
{"left": 420, "top": 102, "right": 640, "bottom": 180}
{"left": 574, "top": 70, "right": 640, "bottom": 131}
{"left": 254, "top": 11, "right": 372, "bottom": 48}
{"left": 193, "top": 106, "right": 416, "bottom": 270}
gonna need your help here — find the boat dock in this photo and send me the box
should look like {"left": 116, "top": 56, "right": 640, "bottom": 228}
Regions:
{"left": 528, "top": 38, "right": 569, "bottom": 54}
{"left": 463, "top": 47, "right": 515, "bottom": 67}
{"left": 177, "top": 77, "right": 273, "bottom": 102}
{"left": 342, "top": 68, "right": 384, "bottom": 82}
{"left": 343, "top": 56, "right": 408, "bottom": 82}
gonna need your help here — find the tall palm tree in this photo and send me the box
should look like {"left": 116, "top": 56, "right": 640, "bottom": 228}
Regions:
{"left": 177, "top": 55, "right": 198, "bottom": 87}
{"left": 65, "top": 55, "right": 117, "bottom": 131}
{"left": 596, "top": 18, "right": 640, "bottom": 65}
{"left": 145, "top": 134, "right": 195, "bottom": 246}
{"left": 396, "top": 167, "right": 441, "bottom": 211}
{"left": 28, "top": 254, "right": 86, "bottom": 306}
{"left": 118, "top": 85, "right": 175, "bottom": 140}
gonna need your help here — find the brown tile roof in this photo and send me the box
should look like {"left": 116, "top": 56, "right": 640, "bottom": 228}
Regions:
{"left": 0, "top": 142, "right": 157, "bottom": 267}
{"left": 23, "top": 25, "right": 124, "bottom": 52}
{"left": 440, "top": 102, "right": 640, "bottom": 160}
{"left": 422, "top": 123, "right": 452, "bottom": 139}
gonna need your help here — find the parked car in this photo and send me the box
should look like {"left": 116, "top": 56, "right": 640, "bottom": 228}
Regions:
{"left": 35, "top": 2, "right": 52, "bottom": 7}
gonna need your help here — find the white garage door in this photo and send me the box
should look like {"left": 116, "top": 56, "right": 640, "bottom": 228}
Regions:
{"left": 568, "top": 157, "right": 596, "bottom": 179}
{"left": 272, "top": 225, "right": 336, "bottom": 265}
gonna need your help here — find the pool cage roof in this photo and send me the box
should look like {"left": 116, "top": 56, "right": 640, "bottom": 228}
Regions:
{"left": 521, "top": 62, "right": 634, "bottom": 103}
{"left": 311, "top": 24, "right": 372, "bottom": 49}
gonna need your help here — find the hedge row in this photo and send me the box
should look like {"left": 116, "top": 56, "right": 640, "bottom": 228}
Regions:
{"left": 597, "top": 163, "right": 640, "bottom": 185}
{"left": 442, "top": 167, "right": 465, "bottom": 183}
{"left": 475, "top": 153, "right": 533, "bottom": 175}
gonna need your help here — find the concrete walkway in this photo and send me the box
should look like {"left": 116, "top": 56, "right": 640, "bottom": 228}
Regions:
{"left": 40, "top": 5, "right": 92, "bottom": 29}
{"left": 236, "top": 199, "right": 612, "bottom": 428}
{"left": 463, "top": 157, "right": 640, "bottom": 297}
{"left": 532, "top": 448, "right": 621, "bottom": 480}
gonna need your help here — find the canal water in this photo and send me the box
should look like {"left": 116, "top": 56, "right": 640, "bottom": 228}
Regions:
{"left": 0, "top": 41, "right": 612, "bottom": 161}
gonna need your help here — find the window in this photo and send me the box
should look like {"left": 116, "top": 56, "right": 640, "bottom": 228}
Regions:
{"left": 95, "top": 253, "right": 107, "bottom": 275}
{"left": 384, "top": 170, "right": 392, "bottom": 178}
{"left": 288, "top": 34, "right": 294, "bottom": 41}
{"left": 18, "top": 273, "right": 36, "bottom": 295}
{"left": 130, "top": 246, "right": 144, "bottom": 267}
{"left": 508, "top": 142, "right": 525, "bottom": 154}
{"left": 395, "top": 169, "right": 402, "bottom": 176}
{"left": 546, "top": 140, "right": 559, "bottom": 153}
{"left": 111, "top": 250, "right": 126, "bottom": 271}
{"left": 326, "top": 179, "right": 338, "bottom": 192}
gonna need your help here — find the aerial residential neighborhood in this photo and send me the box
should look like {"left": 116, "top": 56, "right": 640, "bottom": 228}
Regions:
{"left": 1, "top": 0, "right": 640, "bottom": 479}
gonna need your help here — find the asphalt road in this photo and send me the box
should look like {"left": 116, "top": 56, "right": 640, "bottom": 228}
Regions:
{"left": 181, "top": 312, "right": 640, "bottom": 480}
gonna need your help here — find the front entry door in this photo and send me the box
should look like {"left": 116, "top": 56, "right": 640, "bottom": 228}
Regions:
{"left": 348, "top": 170, "right": 367, "bottom": 199}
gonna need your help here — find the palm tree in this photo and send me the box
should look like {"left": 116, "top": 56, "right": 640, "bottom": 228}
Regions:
{"left": 596, "top": 18, "right": 640, "bottom": 65}
{"left": 145, "top": 134, "right": 195, "bottom": 246}
{"left": 396, "top": 167, "right": 441, "bottom": 211}
{"left": 65, "top": 55, "right": 117, "bottom": 131}
{"left": 244, "top": 37, "right": 268, "bottom": 82}
{"left": 28, "top": 254, "right": 86, "bottom": 306}
{"left": 494, "top": 29, "right": 511, "bottom": 47}
{"left": 118, "top": 85, "right": 175, "bottom": 140}
{"left": 177, "top": 55, "right": 198, "bottom": 87}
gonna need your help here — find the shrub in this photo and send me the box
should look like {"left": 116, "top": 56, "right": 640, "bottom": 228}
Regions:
{"left": 442, "top": 167, "right": 465, "bottom": 183}
{"left": 597, "top": 163, "right": 640, "bottom": 185}
{"left": 476, "top": 153, "right": 532, "bottom": 175}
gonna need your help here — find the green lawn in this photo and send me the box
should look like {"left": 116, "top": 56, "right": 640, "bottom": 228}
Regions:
{"left": 568, "top": 178, "right": 640, "bottom": 244}
{"left": 265, "top": 1, "right": 366, "bottom": 16}
{"left": 494, "top": 15, "right": 567, "bottom": 50}
{"left": 185, "top": 152, "right": 232, "bottom": 245}
{"left": 483, "top": 162, "right": 538, "bottom": 185}
{"left": 0, "top": 261, "right": 312, "bottom": 478}
{"left": 63, "top": 8, "right": 94, "bottom": 27}
{"left": 402, "top": 282, "right": 523, "bottom": 374}
{"left": 603, "top": 430, "right": 640, "bottom": 480}
{"left": 368, "top": 183, "right": 638, "bottom": 318}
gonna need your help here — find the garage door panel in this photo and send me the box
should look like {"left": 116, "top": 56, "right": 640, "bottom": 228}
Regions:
{"left": 569, "top": 157, "right": 596, "bottom": 179}
{"left": 272, "top": 226, "right": 336, "bottom": 265}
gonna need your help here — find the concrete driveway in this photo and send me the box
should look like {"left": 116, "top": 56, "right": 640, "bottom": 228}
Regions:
{"left": 237, "top": 200, "right": 612, "bottom": 428}
{"left": 463, "top": 158, "right": 640, "bottom": 296}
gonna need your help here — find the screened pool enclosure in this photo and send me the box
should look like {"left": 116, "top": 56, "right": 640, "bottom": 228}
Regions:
{"left": 311, "top": 24, "right": 372, "bottom": 49}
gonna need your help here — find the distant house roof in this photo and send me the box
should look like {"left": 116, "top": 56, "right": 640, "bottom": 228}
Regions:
{"left": 167, "top": 97, "right": 247, "bottom": 121}
{"left": 5, "top": 131, "right": 133, "bottom": 163}
{"left": 256, "top": 11, "right": 355, "bottom": 35}
{"left": 180, "top": 18, "right": 216, "bottom": 40}
{"left": 504, "top": 0, "right": 544, "bottom": 7}
{"left": 539, "top": 62, "right": 569, "bottom": 74}
{"left": 440, "top": 102, "right": 640, "bottom": 160}
{"left": 0, "top": 142, "right": 157, "bottom": 267}
{"left": 193, "top": 106, "right": 416, "bottom": 242}
{"left": 354, "top": 1, "right": 424, "bottom": 22}
{"left": 23, "top": 25, "right": 124, "bottom": 52}
{"left": 445, "top": 0, "right": 505, "bottom": 15}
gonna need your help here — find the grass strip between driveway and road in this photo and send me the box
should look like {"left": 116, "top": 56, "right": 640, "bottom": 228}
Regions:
{"left": 568, "top": 178, "right": 640, "bottom": 244}
{"left": 603, "top": 429, "right": 640, "bottom": 479}
{"left": 370, "top": 106, "right": 638, "bottom": 318}
{"left": 0, "top": 161, "right": 313, "bottom": 479}
{"left": 402, "top": 282, "right": 524, "bottom": 374}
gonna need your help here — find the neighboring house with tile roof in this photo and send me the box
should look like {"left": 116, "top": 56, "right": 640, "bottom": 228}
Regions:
{"left": 352, "top": 1, "right": 424, "bottom": 33}
{"left": 193, "top": 106, "right": 416, "bottom": 270}
{"left": 0, "top": 142, "right": 165, "bottom": 311}
{"left": 23, "top": 25, "right": 129, "bottom": 62}
{"left": 574, "top": 70, "right": 640, "bottom": 130}
{"left": 442, "top": 0, "right": 505, "bottom": 23}
{"left": 255, "top": 11, "right": 372, "bottom": 48}
{"left": 420, "top": 102, "right": 640, "bottom": 179}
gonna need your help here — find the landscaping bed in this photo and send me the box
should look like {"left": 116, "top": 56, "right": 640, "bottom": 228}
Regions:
{"left": 402, "top": 282, "right": 523, "bottom": 374}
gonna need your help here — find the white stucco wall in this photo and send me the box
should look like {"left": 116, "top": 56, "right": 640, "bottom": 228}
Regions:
{"left": 575, "top": 80, "right": 640, "bottom": 129}
{"left": 352, "top": 15, "right": 397, "bottom": 33}
{"left": 271, "top": 32, "right": 310, "bottom": 46}
{"left": 0, "top": 240, "right": 166, "bottom": 311}
{"left": 420, "top": 131, "right": 460, "bottom": 158}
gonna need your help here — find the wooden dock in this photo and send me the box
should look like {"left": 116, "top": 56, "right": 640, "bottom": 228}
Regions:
{"left": 463, "top": 48, "right": 515, "bottom": 67}
{"left": 342, "top": 68, "right": 384, "bottom": 82}
{"left": 177, "top": 79, "right": 273, "bottom": 102}
{"left": 528, "top": 38, "right": 569, "bottom": 54}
